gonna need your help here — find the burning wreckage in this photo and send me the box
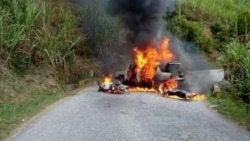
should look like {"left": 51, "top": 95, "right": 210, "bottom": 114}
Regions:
{"left": 98, "top": 62, "right": 197, "bottom": 100}
{"left": 97, "top": 37, "right": 223, "bottom": 100}
{"left": 98, "top": 76, "right": 129, "bottom": 94}
{"left": 98, "top": 62, "right": 202, "bottom": 100}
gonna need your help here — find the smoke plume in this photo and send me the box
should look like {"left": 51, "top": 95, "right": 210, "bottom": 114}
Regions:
{"left": 108, "top": 0, "right": 175, "bottom": 45}
{"left": 72, "top": 0, "right": 223, "bottom": 93}
{"left": 169, "top": 36, "right": 224, "bottom": 93}
{"left": 107, "top": 0, "right": 222, "bottom": 93}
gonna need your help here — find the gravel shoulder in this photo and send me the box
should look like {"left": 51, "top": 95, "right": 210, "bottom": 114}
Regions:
{"left": 10, "top": 87, "right": 250, "bottom": 141}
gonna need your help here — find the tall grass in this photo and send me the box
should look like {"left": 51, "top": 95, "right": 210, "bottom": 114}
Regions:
{"left": 0, "top": 1, "right": 86, "bottom": 139}
{"left": 0, "top": 0, "right": 38, "bottom": 70}
{"left": 38, "top": 2, "right": 83, "bottom": 71}
{"left": 0, "top": 0, "right": 86, "bottom": 72}
{"left": 79, "top": 5, "right": 122, "bottom": 56}
{"left": 185, "top": 0, "right": 250, "bottom": 23}
{"left": 171, "top": 0, "right": 250, "bottom": 103}
{"left": 168, "top": 0, "right": 250, "bottom": 127}
{"left": 183, "top": 0, "right": 250, "bottom": 38}
{"left": 219, "top": 40, "right": 250, "bottom": 102}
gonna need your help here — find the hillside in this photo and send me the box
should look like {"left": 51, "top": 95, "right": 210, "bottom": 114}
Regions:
{"left": 0, "top": 0, "right": 250, "bottom": 140}
{"left": 0, "top": 0, "right": 98, "bottom": 139}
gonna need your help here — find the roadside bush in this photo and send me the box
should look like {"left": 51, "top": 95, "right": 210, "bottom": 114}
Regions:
{"left": 175, "top": 0, "right": 250, "bottom": 52}
{"left": 169, "top": 0, "right": 250, "bottom": 105}
{"left": 219, "top": 40, "right": 250, "bottom": 103}
{"left": 211, "top": 22, "right": 230, "bottom": 43}
{"left": 236, "top": 11, "right": 250, "bottom": 35}
{"left": 169, "top": 16, "right": 215, "bottom": 52}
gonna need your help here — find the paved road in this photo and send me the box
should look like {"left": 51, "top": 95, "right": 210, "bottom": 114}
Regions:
{"left": 11, "top": 87, "right": 250, "bottom": 141}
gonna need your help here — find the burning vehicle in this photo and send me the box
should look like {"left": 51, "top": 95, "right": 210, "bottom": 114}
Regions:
{"left": 114, "top": 62, "right": 184, "bottom": 87}
{"left": 97, "top": 37, "right": 204, "bottom": 100}
{"left": 97, "top": 36, "right": 224, "bottom": 100}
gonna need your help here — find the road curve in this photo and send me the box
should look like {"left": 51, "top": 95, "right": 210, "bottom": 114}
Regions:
{"left": 11, "top": 87, "right": 250, "bottom": 141}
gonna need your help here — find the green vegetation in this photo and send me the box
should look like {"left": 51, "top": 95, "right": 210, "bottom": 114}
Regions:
{"left": 0, "top": 90, "right": 60, "bottom": 139}
{"left": 0, "top": 0, "right": 86, "bottom": 72}
{"left": 168, "top": 0, "right": 250, "bottom": 51}
{"left": 219, "top": 40, "right": 250, "bottom": 103}
{"left": 0, "top": 0, "right": 94, "bottom": 140}
{"left": 168, "top": 15, "right": 215, "bottom": 52}
{"left": 168, "top": 0, "right": 250, "bottom": 128}
{"left": 185, "top": 0, "right": 250, "bottom": 22}
{"left": 208, "top": 93, "right": 250, "bottom": 130}
{"left": 0, "top": 66, "right": 67, "bottom": 139}
{"left": 79, "top": 4, "right": 123, "bottom": 58}
{"left": 0, "top": 0, "right": 249, "bottom": 139}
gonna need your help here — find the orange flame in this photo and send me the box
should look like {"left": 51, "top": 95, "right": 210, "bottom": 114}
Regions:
{"left": 191, "top": 93, "right": 206, "bottom": 101}
{"left": 133, "top": 37, "right": 174, "bottom": 82}
{"left": 128, "top": 87, "right": 157, "bottom": 93}
{"left": 164, "top": 77, "right": 178, "bottom": 90}
{"left": 99, "top": 36, "right": 206, "bottom": 101}
{"left": 102, "top": 74, "right": 113, "bottom": 84}
{"left": 158, "top": 77, "right": 178, "bottom": 94}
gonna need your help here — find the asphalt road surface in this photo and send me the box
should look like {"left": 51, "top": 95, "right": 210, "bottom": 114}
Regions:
{"left": 11, "top": 87, "right": 250, "bottom": 141}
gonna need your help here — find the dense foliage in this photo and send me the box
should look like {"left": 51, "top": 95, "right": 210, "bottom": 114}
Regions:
{"left": 167, "top": 0, "right": 250, "bottom": 103}
{"left": 0, "top": 0, "right": 250, "bottom": 139}
{"left": 0, "top": 1, "right": 88, "bottom": 139}
{"left": 0, "top": 0, "right": 86, "bottom": 73}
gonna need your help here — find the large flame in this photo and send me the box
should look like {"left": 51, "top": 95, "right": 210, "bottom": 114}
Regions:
{"left": 99, "top": 37, "right": 206, "bottom": 100}
{"left": 133, "top": 37, "right": 174, "bottom": 83}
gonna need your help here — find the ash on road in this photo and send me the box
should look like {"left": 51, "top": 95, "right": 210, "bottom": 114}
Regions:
{"left": 11, "top": 87, "right": 250, "bottom": 141}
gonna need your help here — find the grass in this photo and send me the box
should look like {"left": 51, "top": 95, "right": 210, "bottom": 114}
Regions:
{"left": 172, "top": 0, "right": 250, "bottom": 96}
{"left": 183, "top": 0, "right": 250, "bottom": 39}
{"left": 0, "top": 91, "right": 60, "bottom": 139}
{"left": 39, "top": 2, "right": 84, "bottom": 71}
{"left": 208, "top": 94, "right": 250, "bottom": 130}
{"left": 171, "top": 0, "right": 250, "bottom": 52}
{"left": 0, "top": 64, "right": 98, "bottom": 140}
{"left": 0, "top": 0, "right": 38, "bottom": 70}
{"left": 0, "top": 0, "right": 86, "bottom": 102}
{"left": 0, "top": 0, "right": 86, "bottom": 73}
{"left": 185, "top": 0, "right": 250, "bottom": 23}
{"left": 218, "top": 40, "right": 250, "bottom": 103}
{"left": 79, "top": 4, "right": 122, "bottom": 56}
{"left": 0, "top": 0, "right": 91, "bottom": 140}
{"left": 0, "top": 66, "right": 67, "bottom": 140}
{"left": 169, "top": 0, "right": 250, "bottom": 129}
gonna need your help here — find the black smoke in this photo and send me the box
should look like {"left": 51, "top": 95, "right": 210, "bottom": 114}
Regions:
{"left": 108, "top": 0, "right": 175, "bottom": 46}
{"left": 71, "top": 1, "right": 223, "bottom": 94}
